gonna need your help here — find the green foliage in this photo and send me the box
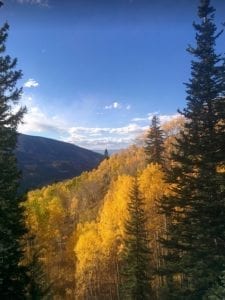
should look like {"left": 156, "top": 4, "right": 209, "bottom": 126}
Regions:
{"left": 144, "top": 115, "right": 164, "bottom": 165}
{"left": 0, "top": 21, "right": 28, "bottom": 297}
{"left": 205, "top": 271, "right": 225, "bottom": 300}
{"left": 159, "top": 0, "right": 225, "bottom": 298}
{"left": 120, "top": 178, "right": 152, "bottom": 300}
{"left": 26, "top": 241, "right": 52, "bottom": 300}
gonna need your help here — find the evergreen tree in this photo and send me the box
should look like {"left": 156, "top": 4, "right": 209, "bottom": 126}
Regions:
{"left": 120, "top": 178, "right": 152, "bottom": 300}
{"left": 27, "top": 242, "right": 52, "bottom": 300}
{"left": 205, "top": 271, "right": 225, "bottom": 300}
{"left": 144, "top": 115, "right": 164, "bottom": 165}
{"left": 0, "top": 21, "right": 28, "bottom": 297}
{"left": 104, "top": 148, "right": 109, "bottom": 160}
{"left": 159, "top": 0, "right": 225, "bottom": 299}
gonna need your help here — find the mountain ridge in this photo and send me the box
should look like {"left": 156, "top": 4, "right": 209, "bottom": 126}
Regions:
{"left": 16, "top": 133, "right": 103, "bottom": 191}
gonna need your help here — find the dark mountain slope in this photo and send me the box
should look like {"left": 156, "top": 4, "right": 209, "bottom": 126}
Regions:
{"left": 16, "top": 134, "right": 103, "bottom": 191}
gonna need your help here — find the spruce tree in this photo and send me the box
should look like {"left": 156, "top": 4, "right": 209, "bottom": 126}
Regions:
{"left": 0, "top": 21, "right": 28, "bottom": 297}
{"left": 144, "top": 115, "right": 164, "bottom": 165}
{"left": 104, "top": 148, "right": 109, "bottom": 160}
{"left": 205, "top": 271, "right": 225, "bottom": 300}
{"left": 27, "top": 243, "right": 52, "bottom": 300}
{"left": 159, "top": 0, "right": 225, "bottom": 299}
{"left": 120, "top": 178, "right": 152, "bottom": 300}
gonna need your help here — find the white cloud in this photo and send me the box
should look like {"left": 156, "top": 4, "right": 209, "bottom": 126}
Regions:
{"left": 67, "top": 137, "right": 133, "bottom": 150}
{"left": 131, "top": 117, "right": 148, "bottom": 122}
{"left": 104, "top": 101, "right": 122, "bottom": 110}
{"left": 68, "top": 123, "right": 147, "bottom": 136}
{"left": 16, "top": 0, "right": 49, "bottom": 6}
{"left": 132, "top": 112, "right": 180, "bottom": 124}
{"left": 18, "top": 95, "right": 66, "bottom": 135}
{"left": 18, "top": 96, "right": 178, "bottom": 150}
{"left": 24, "top": 79, "right": 39, "bottom": 88}
{"left": 104, "top": 101, "right": 131, "bottom": 111}
{"left": 18, "top": 96, "right": 144, "bottom": 149}
{"left": 113, "top": 102, "right": 120, "bottom": 109}
{"left": 110, "top": 124, "right": 148, "bottom": 135}
{"left": 147, "top": 112, "right": 180, "bottom": 124}
{"left": 158, "top": 114, "right": 180, "bottom": 123}
{"left": 66, "top": 123, "right": 148, "bottom": 149}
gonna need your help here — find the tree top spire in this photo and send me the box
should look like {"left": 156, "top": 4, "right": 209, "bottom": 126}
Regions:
{"left": 198, "top": 0, "right": 215, "bottom": 19}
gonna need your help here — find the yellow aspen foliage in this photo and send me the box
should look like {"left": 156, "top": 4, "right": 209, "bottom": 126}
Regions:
{"left": 162, "top": 116, "right": 185, "bottom": 167}
{"left": 96, "top": 145, "right": 146, "bottom": 180}
{"left": 98, "top": 175, "right": 134, "bottom": 254}
{"left": 74, "top": 175, "right": 135, "bottom": 299}
{"left": 24, "top": 145, "right": 172, "bottom": 299}
{"left": 66, "top": 145, "right": 146, "bottom": 222}
{"left": 217, "top": 165, "right": 225, "bottom": 173}
{"left": 24, "top": 184, "right": 76, "bottom": 298}
{"left": 75, "top": 222, "right": 100, "bottom": 274}
{"left": 139, "top": 163, "right": 168, "bottom": 203}
{"left": 75, "top": 222, "right": 104, "bottom": 299}
{"left": 138, "top": 163, "right": 168, "bottom": 238}
{"left": 139, "top": 164, "right": 170, "bottom": 296}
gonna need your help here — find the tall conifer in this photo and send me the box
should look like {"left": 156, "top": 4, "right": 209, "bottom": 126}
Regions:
{"left": 144, "top": 115, "right": 164, "bottom": 165}
{"left": 0, "top": 20, "right": 28, "bottom": 297}
{"left": 104, "top": 148, "right": 109, "bottom": 160}
{"left": 120, "top": 178, "right": 152, "bottom": 299}
{"left": 159, "top": 0, "right": 225, "bottom": 298}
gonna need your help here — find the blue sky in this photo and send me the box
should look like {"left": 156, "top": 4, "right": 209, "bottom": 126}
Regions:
{"left": 1, "top": 0, "right": 225, "bottom": 149}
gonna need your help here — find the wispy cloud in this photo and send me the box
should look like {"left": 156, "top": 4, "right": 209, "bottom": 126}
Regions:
{"left": 16, "top": 0, "right": 49, "bottom": 6}
{"left": 18, "top": 94, "right": 66, "bottom": 135}
{"left": 104, "top": 101, "right": 122, "bottom": 110}
{"left": 18, "top": 96, "right": 147, "bottom": 149}
{"left": 132, "top": 112, "right": 179, "bottom": 124}
{"left": 66, "top": 137, "right": 134, "bottom": 150}
{"left": 18, "top": 96, "right": 178, "bottom": 150}
{"left": 132, "top": 117, "right": 148, "bottom": 122}
{"left": 24, "top": 79, "right": 39, "bottom": 88}
{"left": 66, "top": 123, "right": 148, "bottom": 149}
{"left": 158, "top": 114, "right": 180, "bottom": 123}
{"left": 68, "top": 123, "right": 147, "bottom": 136}
{"left": 104, "top": 101, "right": 131, "bottom": 111}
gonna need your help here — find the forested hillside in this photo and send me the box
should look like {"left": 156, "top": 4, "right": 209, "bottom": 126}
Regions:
{"left": 23, "top": 117, "right": 182, "bottom": 299}
{"left": 16, "top": 134, "right": 103, "bottom": 191}
{"left": 1, "top": 0, "right": 225, "bottom": 299}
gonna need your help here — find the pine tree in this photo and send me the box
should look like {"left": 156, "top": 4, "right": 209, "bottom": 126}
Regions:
{"left": 104, "top": 148, "right": 109, "bottom": 160}
{"left": 120, "top": 178, "right": 152, "bottom": 300}
{"left": 27, "top": 242, "right": 52, "bottom": 300}
{"left": 159, "top": 0, "right": 225, "bottom": 299}
{"left": 0, "top": 21, "right": 28, "bottom": 297}
{"left": 144, "top": 115, "right": 164, "bottom": 165}
{"left": 205, "top": 271, "right": 225, "bottom": 300}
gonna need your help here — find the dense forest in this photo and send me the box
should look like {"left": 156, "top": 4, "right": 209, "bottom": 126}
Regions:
{"left": 23, "top": 117, "right": 180, "bottom": 299}
{"left": 23, "top": 117, "right": 181, "bottom": 299}
{"left": 1, "top": 0, "right": 225, "bottom": 299}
